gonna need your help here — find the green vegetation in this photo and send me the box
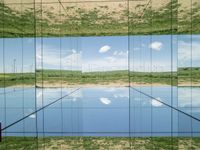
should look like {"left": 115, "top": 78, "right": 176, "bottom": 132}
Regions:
{"left": 82, "top": 70, "right": 128, "bottom": 85}
{"left": 0, "top": 72, "right": 35, "bottom": 87}
{"left": 0, "top": 3, "right": 35, "bottom": 38}
{"left": 24, "top": 67, "right": 200, "bottom": 86}
{"left": 0, "top": 0, "right": 200, "bottom": 37}
{"left": 130, "top": 71, "right": 177, "bottom": 86}
{"left": 36, "top": 69, "right": 81, "bottom": 85}
{"left": 178, "top": 67, "right": 200, "bottom": 84}
{"left": 0, "top": 67, "right": 199, "bottom": 87}
{"left": 0, "top": 136, "right": 200, "bottom": 150}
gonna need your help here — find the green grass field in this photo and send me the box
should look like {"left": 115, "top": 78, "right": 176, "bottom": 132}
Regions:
{"left": 0, "top": 136, "right": 200, "bottom": 150}
{"left": 0, "top": 67, "right": 199, "bottom": 87}
{"left": 0, "top": 72, "right": 35, "bottom": 87}
{"left": 130, "top": 71, "right": 177, "bottom": 86}
{"left": 178, "top": 67, "right": 200, "bottom": 85}
{"left": 0, "top": 0, "right": 199, "bottom": 37}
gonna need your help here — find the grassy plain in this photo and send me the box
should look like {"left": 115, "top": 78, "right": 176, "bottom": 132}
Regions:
{"left": 0, "top": 136, "right": 200, "bottom": 150}
{"left": 0, "top": 67, "right": 199, "bottom": 87}
{"left": 0, "top": 0, "right": 199, "bottom": 37}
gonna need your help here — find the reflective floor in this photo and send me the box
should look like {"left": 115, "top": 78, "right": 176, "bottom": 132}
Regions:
{"left": 1, "top": 86, "right": 200, "bottom": 137}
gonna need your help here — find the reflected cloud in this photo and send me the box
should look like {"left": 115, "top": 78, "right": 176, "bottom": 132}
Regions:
{"left": 100, "top": 97, "right": 111, "bottom": 105}
{"left": 37, "top": 91, "right": 42, "bottom": 98}
{"left": 29, "top": 114, "right": 36, "bottom": 119}
{"left": 151, "top": 98, "right": 163, "bottom": 107}
{"left": 25, "top": 109, "right": 36, "bottom": 119}
{"left": 178, "top": 88, "right": 200, "bottom": 107}
{"left": 36, "top": 88, "right": 81, "bottom": 107}
{"left": 113, "top": 91, "right": 129, "bottom": 98}
{"left": 70, "top": 90, "right": 82, "bottom": 98}
{"left": 104, "top": 88, "right": 117, "bottom": 92}
{"left": 113, "top": 93, "right": 128, "bottom": 98}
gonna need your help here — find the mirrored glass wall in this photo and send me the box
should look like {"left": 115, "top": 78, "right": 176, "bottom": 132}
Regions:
{"left": 0, "top": 0, "right": 200, "bottom": 149}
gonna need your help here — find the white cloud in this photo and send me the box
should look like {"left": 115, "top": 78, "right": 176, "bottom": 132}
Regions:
{"left": 36, "top": 43, "right": 130, "bottom": 72}
{"left": 151, "top": 98, "right": 163, "bottom": 107}
{"left": 83, "top": 48, "right": 128, "bottom": 72}
{"left": 99, "top": 45, "right": 111, "bottom": 53}
{"left": 149, "top": 41, "right": 163, "bottom": 51}
{"left": 100, "top": 97, "right": 111, "bottom": 105}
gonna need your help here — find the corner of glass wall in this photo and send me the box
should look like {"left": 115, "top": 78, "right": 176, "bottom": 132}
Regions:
{"left": 129, "top": 0, "right": 152, "bottom": 92}
{"left": 129, "top": 0, "right": 154, "bottom": 148}
{"left": 0, "top": 0, "right": 38, "bottom": 149}
{"left": 177, "top": 0, "right": 200, "bottom": 148}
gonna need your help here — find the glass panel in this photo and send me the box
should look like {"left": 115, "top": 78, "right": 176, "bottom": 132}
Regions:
{"left": 1, "top": 0, "right": 200, "bottom": 149}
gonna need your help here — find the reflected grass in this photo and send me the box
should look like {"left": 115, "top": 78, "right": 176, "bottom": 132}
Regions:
{"left": 0, "top": 0, "right": 200, "bottom": 37}
{"left": 0, "top": 136, "right": 200, "bottom": 149}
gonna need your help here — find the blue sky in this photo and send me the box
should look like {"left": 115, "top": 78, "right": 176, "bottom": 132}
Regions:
{"left": 130, "top": 35, "right": 177, "bottom": 72}
{"left": 0, "top": 35, "right": 200, "bottom": 73}
{"left": 0, "top": 38, "right": 35, "bottom": 73}
{"left": 178, "top": 35, "right": 200, "bottom": 67}
{"left": 82, "top": 36, "right": 128, "bottom": 72}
